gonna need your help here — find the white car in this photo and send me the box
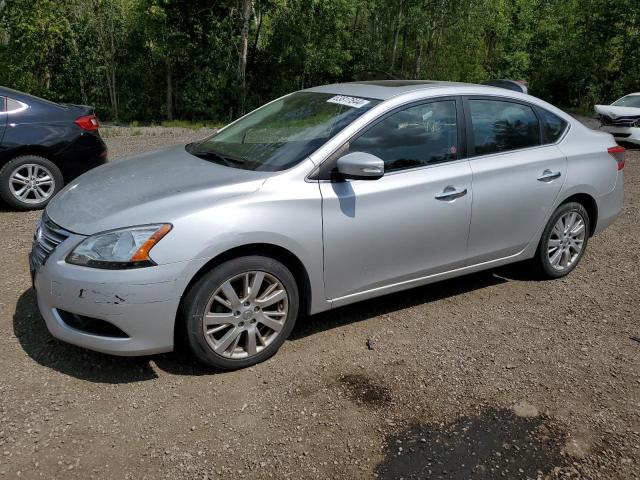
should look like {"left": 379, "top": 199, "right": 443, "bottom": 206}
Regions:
{"left": 595, "top": 93, "right": 640, "bottom": 145}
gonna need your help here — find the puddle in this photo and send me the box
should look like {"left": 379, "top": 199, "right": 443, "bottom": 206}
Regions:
{"left": 338, "top": 373, "right": 391, "bottom": 407}
{"left": 376, "top": 407, "right": 567, "bottom": 479}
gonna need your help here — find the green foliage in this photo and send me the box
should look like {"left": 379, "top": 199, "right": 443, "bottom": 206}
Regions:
{"left": 0, "top": 0, "right": 638, "bottom": 122}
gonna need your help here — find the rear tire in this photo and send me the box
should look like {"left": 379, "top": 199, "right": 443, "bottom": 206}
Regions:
{"left": 533, "top": 202, "right": 590, "bottom": 278}
{"left": 182, "top": 256, "right": 299, "bottom": 370}
{"left": 0, "top": 155, "right": 63, "bottom": 210}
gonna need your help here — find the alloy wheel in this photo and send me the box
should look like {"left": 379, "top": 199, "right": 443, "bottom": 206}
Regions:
{"left": 547, "top": 211, "right": 586, "bottom": 271}
{"left": 9, "top": 164, "right": 56, "bottom": 205}
{"left": 201, "top": 271, "right": 289, "bottom": 359}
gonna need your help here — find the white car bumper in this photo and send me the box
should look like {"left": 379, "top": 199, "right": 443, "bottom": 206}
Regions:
{"left": 599, "top": 125, "right": 640, "bottom": 145}
{"left": 30, "top": 231, "right": 208, "bottom": 356}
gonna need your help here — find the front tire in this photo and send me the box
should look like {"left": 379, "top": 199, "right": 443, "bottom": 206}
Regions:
{"left": 0, "top": 155, "right": 63, "bottom": 210}
{"left": 182, "top": 256, "right": 299, "bottom": 370}
{"left": 534, "top": 202, "right": 590, "bottom": 278}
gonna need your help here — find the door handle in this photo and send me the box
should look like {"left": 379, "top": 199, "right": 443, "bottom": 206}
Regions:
{"left": 435, "top": 186, "right": 468, "bottom": 201}
{"left": 537, "top": 169, "right": 561, "bottom": 182}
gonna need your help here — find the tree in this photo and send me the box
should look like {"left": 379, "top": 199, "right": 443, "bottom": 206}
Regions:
{"left": 1, "top": 0, "right": 638, "bottom": 122}
{"left": 237, "top": 0, "right": 253, "bottom": 116}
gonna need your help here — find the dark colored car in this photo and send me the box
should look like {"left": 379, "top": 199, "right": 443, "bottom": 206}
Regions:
{"left": 0, "top": 86, "right": 107, "bottom": 209}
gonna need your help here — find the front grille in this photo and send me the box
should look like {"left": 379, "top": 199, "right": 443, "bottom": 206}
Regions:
{"left": 600, "top": 114, "right": 640, "bottom": 127}
{"left": 30, "top": 213, "right": 71, "bottom": 271}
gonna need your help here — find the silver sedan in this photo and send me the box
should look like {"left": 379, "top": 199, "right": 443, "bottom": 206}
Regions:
{"left": 30, "top": 81, "right": 624, "bottom": 370}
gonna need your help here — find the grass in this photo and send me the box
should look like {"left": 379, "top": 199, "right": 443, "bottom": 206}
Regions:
{"left": 99, "top": 120, "right": 222, "bottom": 138}
{"left": 159, "top": 120, "right": 224, "bottom": 129}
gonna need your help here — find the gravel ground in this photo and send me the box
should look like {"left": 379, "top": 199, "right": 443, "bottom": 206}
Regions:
{"left": 100, "top": 126, "right": 216, "bottom": 160}
{"left": 0, "top": 124, "right": 639, "bottom": 479}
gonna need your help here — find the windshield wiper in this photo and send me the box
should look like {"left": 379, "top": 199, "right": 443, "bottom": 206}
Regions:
{"left": 191, "top": 150, "right": 245, "bottom": 168}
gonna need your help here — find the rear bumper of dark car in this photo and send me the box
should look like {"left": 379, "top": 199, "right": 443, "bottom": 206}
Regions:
{"left": 57, "top": 131, "right": 108, "bottom": 180}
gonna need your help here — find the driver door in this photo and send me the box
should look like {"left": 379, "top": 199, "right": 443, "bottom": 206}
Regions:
{"left": 319, "top": 98, "right": 473, "bottom": 302}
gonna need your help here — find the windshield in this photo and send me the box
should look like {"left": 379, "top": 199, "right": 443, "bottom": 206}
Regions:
{"left": 612, "top": 95, "right": 640, "bottom": 108}
{"left": 188, "top": 92, "right": 380, "bottom": 171}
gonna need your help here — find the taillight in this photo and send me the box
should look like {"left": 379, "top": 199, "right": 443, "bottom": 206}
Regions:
{"left": 607, "top": 145, "right": 625, "bottom": 170}
{"left": 75, "top": 114, "right": 100, "bottom": 131}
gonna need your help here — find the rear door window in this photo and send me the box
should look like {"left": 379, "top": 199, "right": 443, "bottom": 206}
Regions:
{"left": 0, "top": 97, "right": 5, "bottom": 112}
{"left": 468, "top": 99, "right": 540, "bottom": 156}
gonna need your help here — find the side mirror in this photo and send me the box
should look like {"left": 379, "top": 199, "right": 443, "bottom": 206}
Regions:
{"left": 336, "top": 152, "right": 384, "bottom": 180}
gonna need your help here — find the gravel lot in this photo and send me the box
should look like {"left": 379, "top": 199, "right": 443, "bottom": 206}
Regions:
{"left": 0, "top": 124, "right": 638, "bottom": 479}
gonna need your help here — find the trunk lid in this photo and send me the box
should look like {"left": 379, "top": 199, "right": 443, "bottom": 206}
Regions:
{"left": 61, "top": 103, "right": 94, "bottom": 116}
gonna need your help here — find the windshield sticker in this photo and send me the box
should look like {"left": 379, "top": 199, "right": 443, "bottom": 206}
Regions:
{"left": 327, "top": 95, "right": 371, "bottom": 109}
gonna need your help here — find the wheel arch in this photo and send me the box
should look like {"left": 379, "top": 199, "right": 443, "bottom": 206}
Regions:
{"left": 174, "top": 243, "right": 314, "bottom": 347}
{"left": 560, "top": 192, "right": 598, "bottom": 237}
{"left": 0, "top": 146, "right": 59, "bottom": 168}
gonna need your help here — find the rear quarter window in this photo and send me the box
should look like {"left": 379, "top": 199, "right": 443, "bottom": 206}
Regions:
{"left": 6, "top": 98, "right": 26, "bottom": 113}
{"left": 538, "top": 108, "right": 568, "bottom": 143}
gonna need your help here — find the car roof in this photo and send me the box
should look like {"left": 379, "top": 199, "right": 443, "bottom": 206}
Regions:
{"left": 304, "top": 80, "right": 506, "bottom": 101}
{"left": 302, "top": 80, "right": 579, "bottom": 129}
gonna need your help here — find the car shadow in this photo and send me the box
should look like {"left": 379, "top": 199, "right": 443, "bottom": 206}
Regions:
{"left": 620, "top": 141, "right": 640, "bottom": 151}
{"left": 290, "top": 269, "right": 511, "bottom": 340}
{"left": 13, "top": 265, "right": 529, "bottom": 384}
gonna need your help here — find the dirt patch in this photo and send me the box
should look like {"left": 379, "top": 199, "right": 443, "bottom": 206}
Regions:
{"left": 338, "top": 373, "right": 392, "bottom": 408}
{"left": 376, "top": 407, "right": 567, "bottom": 479}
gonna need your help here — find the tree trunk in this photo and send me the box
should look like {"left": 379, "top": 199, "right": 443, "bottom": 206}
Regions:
{"left": 250, "top": 9, "right": 262, "bottom": 62}
{"left": 351, "top": 6, "right": 360, "bottom": 39}
{"left": 66, "top": 17, "right": 88, "bottom": 104}
{"left": 389, "top": 0, "right": 403, "bottom": 71}
{"left": 237, "top": 0, "right": 252, "bottom": 116}
{"left": 414, "top": 30, "right": 424, "bottom": 78}
{"left": 106, "top": 69, "right": 118, "bottom": 121}
{"left": 166, "top": 60, "right": 173, "bottom": 120}
{"left": 107, "top": 0, "right": 118, "bottom": 120}
{"left": 399, "top": 24, "right": 408, "bottom": 73}
{"left": 44, "top": 67, "right": 51, "bottom": 90}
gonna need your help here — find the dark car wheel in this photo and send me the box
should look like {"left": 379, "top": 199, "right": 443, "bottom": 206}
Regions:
{"left": 0, "top": 155, "right": 64, "bottom": 210}
{"left": 182, "top": 256, "right": 299, "bottom": 370}
{"left": 534, "top": 202, "right": 590, "bottom": 278}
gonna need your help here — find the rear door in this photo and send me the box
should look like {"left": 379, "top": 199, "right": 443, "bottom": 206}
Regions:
{"left": 464, "top": 97, "right": 567, "bottom": 264}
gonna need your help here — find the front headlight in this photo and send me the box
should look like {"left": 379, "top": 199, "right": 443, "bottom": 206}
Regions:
{"left": 66, "top": 224, "right": 172, "bottom": 269}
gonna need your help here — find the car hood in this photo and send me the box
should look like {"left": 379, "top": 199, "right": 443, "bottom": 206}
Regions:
{"left": 595, "top": 104, "right": 640, "bottom": 118}
{"left": 46, "top": 145, "right": 271, "bottom": 235}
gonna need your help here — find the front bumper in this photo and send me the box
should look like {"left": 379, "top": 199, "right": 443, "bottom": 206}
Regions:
{"left": 32, "top": 232, "right": 206, "bottom": 356}
{"left": 599, "top": 125, "right": 640, "bottom": 145}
